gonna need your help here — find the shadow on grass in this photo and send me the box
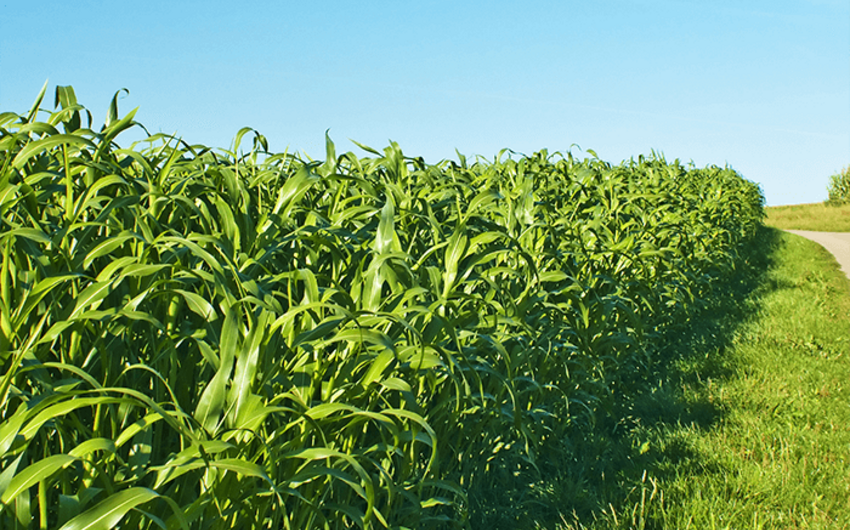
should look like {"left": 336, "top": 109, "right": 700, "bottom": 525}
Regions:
{"left": 466, "top": 226, "right": 783, "bottom": 530}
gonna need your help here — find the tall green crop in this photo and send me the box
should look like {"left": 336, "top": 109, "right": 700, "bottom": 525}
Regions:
{"left": 0, "top": 85, "right": 764, "bottom": 529}
{"left": 827, "top": 165, "right": 850, "bottom": 204}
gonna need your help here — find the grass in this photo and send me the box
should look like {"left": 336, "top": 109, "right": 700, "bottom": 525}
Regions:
{"left": 765, "top": 202, "right": 850, "bottom": 231}
{"left": 551, "top": 226, "right": 850, "bottom": 529}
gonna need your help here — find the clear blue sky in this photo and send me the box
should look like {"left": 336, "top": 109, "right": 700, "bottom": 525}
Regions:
{"left": 2, "top": 0, "right": 848, "bottom": 205}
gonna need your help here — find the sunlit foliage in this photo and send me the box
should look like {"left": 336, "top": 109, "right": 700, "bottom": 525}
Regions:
{"left": 0, "top": 85, "right": 764, "bottom": 529}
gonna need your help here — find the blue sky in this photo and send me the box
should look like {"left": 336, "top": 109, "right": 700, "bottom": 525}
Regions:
{"left": 2, "top": 0, "right": 848, "bottom": 205}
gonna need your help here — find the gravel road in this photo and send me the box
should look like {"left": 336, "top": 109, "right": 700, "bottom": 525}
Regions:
{"left": 784, "top": 230, "right": 850, "bottom": 279}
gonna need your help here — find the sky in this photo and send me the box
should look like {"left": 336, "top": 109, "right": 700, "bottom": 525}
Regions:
{"left": 1, "top": 0, "right": 848, "bottom": 206}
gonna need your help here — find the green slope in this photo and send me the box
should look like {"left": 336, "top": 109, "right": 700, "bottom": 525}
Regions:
{"left": 558, "top": 226, "right": 850, "bottom": 529}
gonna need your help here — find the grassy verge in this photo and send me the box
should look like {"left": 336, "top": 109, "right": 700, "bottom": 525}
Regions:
{"left": 765, "top": 202, "right": 850, "bottom": 231}
{"left": 550, "top": 226, "right": 850, "bottom": 529}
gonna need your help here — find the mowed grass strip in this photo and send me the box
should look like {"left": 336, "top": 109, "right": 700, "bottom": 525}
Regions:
{"left": 765, "top": 202, "right": 850, "bottom": 232}
{"left": 560, "top": 227, "right": 850, "bottom": 529}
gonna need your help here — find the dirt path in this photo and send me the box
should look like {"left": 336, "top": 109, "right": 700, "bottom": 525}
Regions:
{"left": 784, "top": 230, "right": 850, "bottom": 279}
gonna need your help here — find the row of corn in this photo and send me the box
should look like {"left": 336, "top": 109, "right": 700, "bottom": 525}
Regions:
{"left": 0, "top": 85, "right": 764, "bottom": 529}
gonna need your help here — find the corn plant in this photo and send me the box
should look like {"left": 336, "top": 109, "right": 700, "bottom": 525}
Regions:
{"left": 827, "top": 165, "right": 850, "bottom": 205}
{"left": 0, "top": 84, "right": 764, "bottom": 529}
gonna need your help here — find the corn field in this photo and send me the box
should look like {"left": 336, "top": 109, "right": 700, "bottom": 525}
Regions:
{"left": 0, "top": 85, "right": 764, "bottom": 529}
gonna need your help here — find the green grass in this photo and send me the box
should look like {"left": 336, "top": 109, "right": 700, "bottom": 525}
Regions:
{"left": 553, "top": 227, "right": 850, "bottom": 529}
{"left": 765, "top": 202, "right": 850, "bottom": 231}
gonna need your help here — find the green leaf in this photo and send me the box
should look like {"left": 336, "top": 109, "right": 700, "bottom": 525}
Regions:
{"left": 0, "top": 183, "right": 20, "bottom": 215}
{"left": 20, "top": 397, "right": 127, "bottom": 440}
{"left": 83, "top": 233, "right": 140, "bottom": 269}
{"left": 55, "top": 85, "right": 78, "bottom": 109}
{"left": 228, "top": 310, "right": 269, "bottom": 428}
{"left": 324, "top": 129, "right": 336, "bottom": 171}
{"left": 12, "top": 134, "right": 97, "bottom": 169}
{"left": 95, "top": 256, "right": 138, "bottom": 283}
{"left": 270, "top": 164, "right": 319, "bottom": 219}
{"left": 374, "top": 198, "right": 396, "bottom": 255}
{"left": 213, "top": 194, "right": 240, "bottom": 251}
{"left": 305, "top": 403, "right": 356, "bottom": 420}
{"left": 0, "top": 453, "right": 25, "bottom": 504}
{"left": 442, "top": 228, "right": 469, "bottom": 298}
{"left": 116, "top": 263, "right": 170, "bottom": 278}
{"left": 209, "top": 458, "right": 272, "bottom": 484}
{"left": 350, "top": 139, "right": 382, "bottom": 156}
{"left": 104, "top": 88, "right": 129, "bottom": 128}
{"left": 1, "top": 454, "right": 77, "bottom": 505}
{"left": 1, "top": 227, "right": 50, "bottom": 245}
{"left": 157, "top": 236, "right": 224, "bottom": 275}
{"left": 58, "top": 487, "right": 159, "bottom": 530}
{"left": 538, "top": 271, "right": 569, "bottom": 283}
{"left": 194, "top": 306, "right": 238, "bottom": 433}
{"left": 12, "top": 273, "right": 80, "bottom": 338}
{"left": 68, "top": 281, "right": 113, "bottom": 320}
{"left": 151, "top": 441, "right": 234, "bottom": 489}
{"left": 25, "top": 80, "right": 48, "bottom": 123}
{"left": 362, "top": 349, "right": 395, "bottom": 387}
{"left": 0, "top": 403, "right": 28, "bottom": 456}
{"left": 68, "top": 438, "right": 118, "bottom": 458}
{"left": 381, "top": 377, "right": 411, "bottom": 392}
{"left": 172, "top": 289, "right": 216, "bottom": 321}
